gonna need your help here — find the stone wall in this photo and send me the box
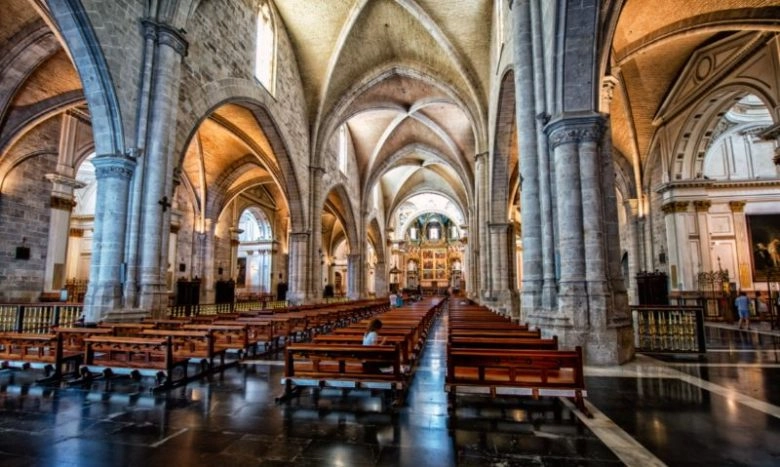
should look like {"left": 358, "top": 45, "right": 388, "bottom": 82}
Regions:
{"left": 0, "top": 148, "right": 58, "bottom": 302}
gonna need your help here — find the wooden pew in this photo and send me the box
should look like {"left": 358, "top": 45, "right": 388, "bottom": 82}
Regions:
{"left": 280, "top": 343, "right": 407, "bottom": 406}
{"left": 448, "top": 335, "right": 558, "bottom": 350}
{"left": 445, "top": 346, "right": 587, "bottom": 413}
{"left": 82, "top": 335, "right": 190, "bottom": 390}
{"left": 0, "top": 333, "right": 81, "bottom": 380}
{"left": 140, "top": 329, "right": 228, "bottom": 373}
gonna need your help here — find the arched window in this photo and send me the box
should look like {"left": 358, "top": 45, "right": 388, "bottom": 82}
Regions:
{"left": 338, "top": 124, "right": 348, "bottom": 174}
{"left": 254, "top": 1, "right": 276, "bottom": 94}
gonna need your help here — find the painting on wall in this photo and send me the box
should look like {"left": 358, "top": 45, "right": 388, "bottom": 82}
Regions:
{"left": 747, "top": 214, "right": 780, "bottom": 281}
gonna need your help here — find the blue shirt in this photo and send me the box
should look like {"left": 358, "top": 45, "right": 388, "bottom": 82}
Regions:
{"left": 363, "top": 331, "right": 378, "bottom": 345}
{"left": 735, "top": 295, "right": 750, "bottom": 313}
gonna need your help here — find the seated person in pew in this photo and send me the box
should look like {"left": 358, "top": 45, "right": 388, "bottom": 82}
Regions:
{"left": 363, "top": 319, "right": 387, "bottom": 346}
{"left": 363, "top": 319, "right": 387, "bottom": 373}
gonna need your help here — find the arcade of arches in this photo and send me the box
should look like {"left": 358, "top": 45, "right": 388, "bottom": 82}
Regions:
{"left": 1, "top": 0, "right": 779, "bottom": 365}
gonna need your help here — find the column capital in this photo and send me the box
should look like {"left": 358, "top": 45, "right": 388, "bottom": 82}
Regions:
{"left": 91, "top": 154, "right": 136, "bottom": 180}
{"left": 309, "top": 165, "right": 326, "bottom": 175}
{"left": 661, "top": 201, "right": 689, "bottom": 214}
{"left": 729, "top": 200, "right": 747, "bottom": 213}
{"left": 142, "top": 19, "right": 188, "bottom": 56}
{"left": 600, "top": 75, "right": 619, "bottom": 113}
{"left": 289, "top": 231, "right": 310, "bottom": 240}
{"left": 475, "top": 151, "right": 488, "bottom": 162}
{"left": 488, "top": 222, "right": 513, "bottom": 232}
{"left": 545, "top": 113, "right": 606, "bottom": 149}
{"left": 693, "top": 200, "right": 712, "bottom": 212}
{"left": 50, "top": 195, "right": 77, "bottom": 211}
{"left": 758, "top": 123, "right": 780, "bottom": 141}
{"left": 69, "top": 228, "right": 84, "bottom": 237}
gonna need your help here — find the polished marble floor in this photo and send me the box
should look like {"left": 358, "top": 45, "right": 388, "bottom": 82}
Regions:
{"left": 1, "top": 319, "right": 780, "bottom": 466}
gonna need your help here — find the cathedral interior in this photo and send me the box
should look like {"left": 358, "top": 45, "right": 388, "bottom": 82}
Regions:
{"left": 1, "top": 0, "right": 780, "bottom": 465}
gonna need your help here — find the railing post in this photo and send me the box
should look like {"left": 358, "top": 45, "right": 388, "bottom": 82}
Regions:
{"left": 15, "top": 306, "right": 25, "bottom": 333}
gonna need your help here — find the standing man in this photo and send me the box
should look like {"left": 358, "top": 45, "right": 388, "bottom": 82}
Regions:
{"left": 735, "top": 291, "right": 751, "bottom": 330}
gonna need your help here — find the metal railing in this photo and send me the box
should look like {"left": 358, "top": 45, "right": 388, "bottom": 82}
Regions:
{"left": 632, "top": 305, "right": 706, "bottom": 353}
{"left": 0, "top": 304, "right": 83, "bottom": 334}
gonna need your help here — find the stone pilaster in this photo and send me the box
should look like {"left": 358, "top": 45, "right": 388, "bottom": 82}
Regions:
{"left": 693, "top": 200, "right": 712, "bottom": 274}
{"left": 287, "top": 231, "right": 309, "bottom": 305}
{"left": 43, "top": 174, "right": 85, "bottom": 292}
{"left": 83, "top": 155, "right": 136, "bottom": 323}
{"left": 730, "top": 201, "right": 751, "bottom": 288}
{"left": 662, "top": 201, "right": 690, "bottom": 290}
{"left": 137, "top": 20, "right": 188, "bottom": 313}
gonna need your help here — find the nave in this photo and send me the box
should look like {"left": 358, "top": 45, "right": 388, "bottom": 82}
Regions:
{"left": 1, "top": 317, "right": 780, "bottom": 466}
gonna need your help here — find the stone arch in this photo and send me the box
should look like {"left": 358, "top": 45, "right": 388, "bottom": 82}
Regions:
{"left": 366, "top": 217, "right": 385, "bottom": 265}
{"left": 491, "top": 69, "right": 516, "bottom": 223}
{"left": 668, "top": 84, "right": 777, "bottom": 182}
{"left": 177, "top": 79, "right": 307, "bottom": 233}
{"left": 315, "top": 62, "right": 485, "bottom": 171}
{"left": 322, "top": 183, "right": 359, "bottom": 254}
{"left": 46, "top": 1, "right": 125, "bottom": 156}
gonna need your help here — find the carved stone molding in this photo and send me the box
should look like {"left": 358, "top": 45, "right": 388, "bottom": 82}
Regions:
{"left": 50, "top": 196, "right": 76, "bottom": 211}
{"left": 545, "top": 114, "right": 606, "bottom": 149}
{"left": 169, "top": 224, "right": 181, "bottom": 234}
{"left": 69, "top": 228, "right": 84, "bottom": 237}
{"left": 693, "top": 200, "right": 712, "bottom": 212}
{"left": 45, "top": 173, "right": 86, "bottom": 190}
{"left": 661, "top": 201, "right": 689, "bottom": 215}
{"left": 91, "top": 155, "right": 136, "bottom": 180}
{"left": 728, "top": 200, "right": 746, "bottom": 213}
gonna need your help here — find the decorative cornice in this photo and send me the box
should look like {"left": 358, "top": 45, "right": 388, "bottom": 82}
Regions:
{"left": 693, "top": 200, "right": 712, "bottom": 212}
{"left": 729, "top": 200, "right": 746, "bottom": 212}
{"left": 544, "top": 114, "right": 606, "bottom": 149}
{"left": 50, "top": 196, "right": 76, "bottom": 211}
{"left": 661, "top": 201, "right": 689, "bottom": 214}
{"left": 91, "top": 155, "right": 136, "bottom": 181}
{"left": 45, "top": 173, "right": 86, "bottom": 190}
{"left": 656, "top": 178, "right": 780, "bottom": 193}
{"left": 758, "top": 123, "right": 780, "bottom": 141}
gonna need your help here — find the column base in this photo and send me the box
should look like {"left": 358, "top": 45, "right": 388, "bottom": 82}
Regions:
{"left": 83, "top": 282, "right": 123, "bottom": 323}
{"left": 101, "top": 308, "right": 151, "bottom": 323}
{"left": 492, "top": 289, "right": 521, "bottom": 319}
{"left": 139, "top": 283, "right": 170, "bottom": 315}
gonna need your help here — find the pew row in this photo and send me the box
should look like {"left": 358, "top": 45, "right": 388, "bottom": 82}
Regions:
{"left": 445, "top": 346, "right": 588, "bottom": 413}
{"left": 279, "top": 343, "right": 408, "bottom": 407}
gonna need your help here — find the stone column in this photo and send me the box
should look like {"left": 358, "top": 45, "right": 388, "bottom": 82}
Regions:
{"left": 229, "top": 227, "right": 243, "bottom": 280}
{"left": 490, "top": 222, "right": 519, "bottom": 317}
{"left": 730, "top": 201, "right": 752, "bottom": 289}
{"left": 287, "top": 232, "right": 309, "bottom": 304}
{"left": 309, "top": 166, "right": 325, "bottom": 300}
{"left": 513, "top": 0, "right": 543, "bottom": 314}
{"left": 693, "top": 200, "right": 712, "bottom": 276}
{"left": 43, "top": 175, "right": 85, "bottom": 292}
{"left": 83, "top": 155, "right": 136, "bottom": 323}
{"left": 544, "top": 115, "right": 633, "bottom": 364}
{"left": 474, "top": 152, "right": 489, "bottom": 298}
{"left": 546, "top": 121, "right": 586, "bottom": 324}
{"left": 374, "top": 260, "right": 386, "bottom": 298}
{"left": 201, "top": 218, "right": 216, "bottom": 304}
{"left": 662, "top": 201, "right": 690, "bottom": 291}
{"left": 625, "top": 199, "right": 642, "bottom": 303}
{"left": 347, "top": 253, "right": 361, "bottom": 300}
{"left": 138, "top": 21, "right": 188, "bottom": 313}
